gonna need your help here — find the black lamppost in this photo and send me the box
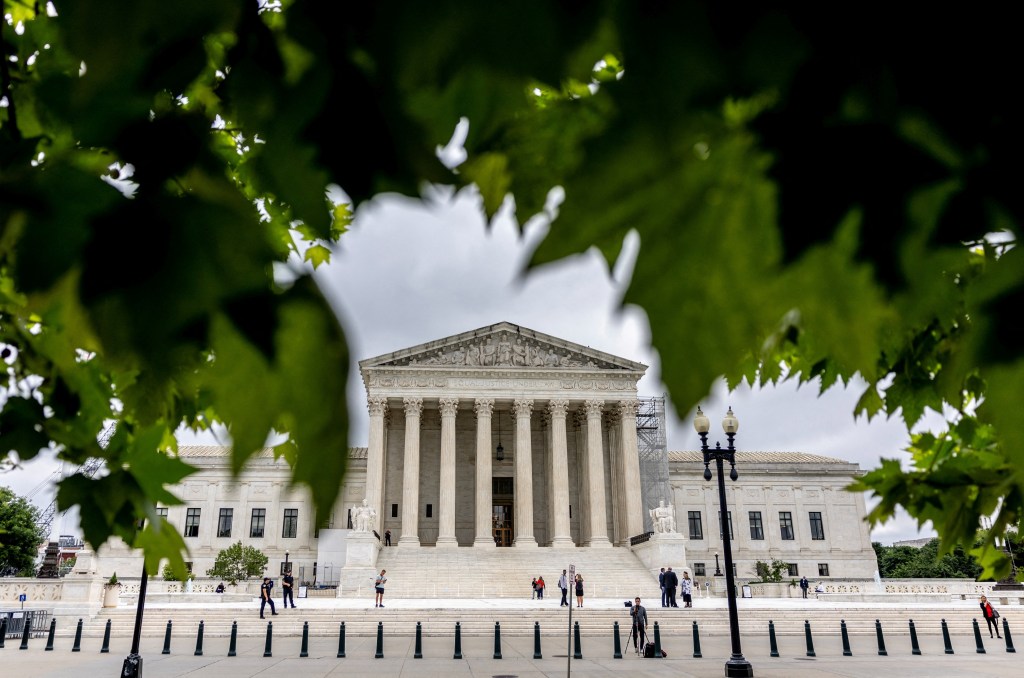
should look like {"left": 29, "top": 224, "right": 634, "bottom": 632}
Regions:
{"left": 695, "top": 406, "right": 753, "bottom": 677}
{"left": 714, "top": 552, "right": 722, "bottom": 576}
{"left": 121, "top": 519, "right": 148, "bottom": 678}
{"left": 284, "top": 550, "right": 290, "bottom": 574}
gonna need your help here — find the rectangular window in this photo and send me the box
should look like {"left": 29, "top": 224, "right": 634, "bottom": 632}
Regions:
{"left": 809, "top": 512, "right": 825, "bottom": 540}
{"left": 749, "top": 511, "right": 764, "bottom": 540}
{"left": 184, "top": 508, "right": 200, "bottom": 538}
{"left": 688, "top": 511, "right": 703, "bottom": 540}
{"left": 818, "top": 563, "right": 830, "bottom": 577}
{"left": 779, "top": 511, "right": 795, "bottom": 540}
{"left": 425, "top": 504, "right": 433, "bottom": 518}
{"left": 787, "top": 563, "right": 799, "bottom": 576}
{"left": 282, "top": 508, "right": 298, "bottom": 539}
{"left": 156, "top": 507, "right": 168, "bottom": 519}
{"left": 250, "top": 508, "right": 266, "bottom": 538}
{"left": 391, "top": 503, "right": 398, "bottom": 518}
{"left": 694, "top": 562, "right": 706, "bottom": 577}
{"left": 217, "top": 508, "right": 233, "bottom": 538}
{"left": 718, "top": 511, "right": 733, "bottom": 540}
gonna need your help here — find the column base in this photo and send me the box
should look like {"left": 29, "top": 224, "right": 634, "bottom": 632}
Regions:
{"left": 397, "top": 536, "right": 421, "bottom": 548}
{"left": 514, "top": 537, "right": 539, "bottom": 547}
{"left": 473, "top": 538, "right": 497, "bottom": 548}
{"left": 435, "top": 536, "right": 458, "bottom": 548}
{"left": 582, "top": 538, "right": 613, "bottom": 548}
{"left": 549, "top": 537, "right": 576, "bottom": 548}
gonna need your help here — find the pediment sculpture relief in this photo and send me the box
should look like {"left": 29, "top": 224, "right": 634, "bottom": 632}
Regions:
{"left": 384, "top": 330, "right": 620, "bottom": 370}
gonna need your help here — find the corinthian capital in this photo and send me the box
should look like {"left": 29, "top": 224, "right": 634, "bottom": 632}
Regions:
{"left": 474, "top": 398, "right": 494, "bottom": 418}
{"left": 548, "top": 399, "right": 569, "bottom": 419}
{"left": 617, "top": 399, "right": 640, "bottom": 418}
{"left": 513, "top": 398, "right": 534, "bottom": 418}
{"left": 367, "top": 396, "right": 388, "bottom": 417}
{"left": 439, "top": 397, "right": 459, "bottom": 417}
{"left": 403, "top": 397, "right": 423, "bottom": 417}
{"left": 584, "top": 399, "right": 604, "bottom": 418}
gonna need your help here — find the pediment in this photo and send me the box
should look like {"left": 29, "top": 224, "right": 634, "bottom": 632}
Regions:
{"left": 359, "top": 322, "right": 646, "bottom": 373}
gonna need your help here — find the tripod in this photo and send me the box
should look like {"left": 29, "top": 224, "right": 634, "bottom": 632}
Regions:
{"left": 629, "top": 616, "right": 647, "bottom": 655}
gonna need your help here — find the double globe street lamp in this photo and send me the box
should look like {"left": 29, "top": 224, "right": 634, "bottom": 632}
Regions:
{"left": 695, "top": 405, "right": 754, "bottom": 677}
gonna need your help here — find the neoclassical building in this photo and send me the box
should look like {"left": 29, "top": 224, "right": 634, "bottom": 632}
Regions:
{"left": 92, "top": 322, "right": 878, "bottom": 586}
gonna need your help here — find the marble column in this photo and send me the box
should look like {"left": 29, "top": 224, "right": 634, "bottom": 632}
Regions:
{"left": 473, "top": 398, "right": 495, "bottom": 547}
{"left": 398, "top": 397, "right": 423, "bottom": 547}
{"left": 365, "top": 397, "right": 388, "bottom": 532}
{"left": 548, "top": 399, "right": 574, "bottom": 547}
{"left": 436, "top": 397, "right": 459, "bottom": 547}
{"left": 584, "top": 399, "right": 611, "bottom": 546}
{"left": 513, "top": 398, "right": 537, "bottom": 547}
{"left": 617, "top": 399, "right": 644, "bottom": 540}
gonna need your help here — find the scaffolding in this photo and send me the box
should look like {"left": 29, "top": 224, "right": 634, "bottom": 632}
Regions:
{"left": 636, "top": 396, "right": 671, "bottom": 534}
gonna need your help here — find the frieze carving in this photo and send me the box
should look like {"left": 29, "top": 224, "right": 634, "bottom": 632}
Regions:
{"left": 381, "top": 330, "right": 622, "bottom": 370}
{"left": 367, "top": 374, "right": 637, "bottom": 391}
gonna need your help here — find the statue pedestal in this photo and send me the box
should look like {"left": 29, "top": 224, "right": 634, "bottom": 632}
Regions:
{"left": 344, "top": 531, "right": 381, "bottom": 568}
{"left": 630, "top": 532, "right": 688, "bottom": 578}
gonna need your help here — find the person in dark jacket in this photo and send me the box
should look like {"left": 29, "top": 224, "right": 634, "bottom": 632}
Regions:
{"left": 659, "top": 567, "right": 667, "bottom": 607}
{"left": 663, "top": 567, "right": 679, "bottom": 607}
{"left": 630, "top": 597, "right": 648, "bottom": 653}
{"left": 980, "top": 595, "right": 1002, "bottom": 638}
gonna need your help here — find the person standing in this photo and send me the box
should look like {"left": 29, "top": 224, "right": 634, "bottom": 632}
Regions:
{"left": 800, "top": 576, "right": 809, "bottom": 599}
{"left": 681, "top": 571, "right": 693, "bottom": 607}
{"left": 575, "top": 573, "right": 585, "bottom": 607}
{"left": 375, "top": 569, "right": 387, "bottom": 608}
{"left": 659, "top": 567, "right": 667, "bottom": 607}
{"left": 630, "top": 596, "right": 648, "bottom": 653}
{"left": 980, "top": 595, "right": 1002, "bottom": 638}
{"left": 536, "top": 576, "right": 545, "bottom": 599}
{"left": 531, "top": 577, "right": 538, "bottom": 599}
{"left": 282, "top": 570, "right": 296, "bottom": 608}
{"left": 259, "top": 577, "right": 278, "bottom": 619}
{"left": 384, "top": 529, "right": 391, "bottom": 546}
{"left": 558, "top": 569, "right": 569, "bottom": 607}
{"left": 664, "top": 567, "right": 679, "bottom": 607}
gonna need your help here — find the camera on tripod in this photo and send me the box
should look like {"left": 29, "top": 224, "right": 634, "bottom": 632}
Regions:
{"left": 624, "top": 600, "right": 633, "bottom": 608}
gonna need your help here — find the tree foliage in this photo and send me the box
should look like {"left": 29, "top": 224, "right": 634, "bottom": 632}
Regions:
{"left": 873, "top": 540, "right": 982, "bottom": 580}
{"left": 0, "top": 486, "right": 44, "bottom": 575}
{"left": 205, "top": 541, "right": 268, "bottom": 586}
{"left": 1, "top": 2, "right": 1021, "bottom": 577}
{"left": 754, "top": 559, "right": 787, "bottom": 583}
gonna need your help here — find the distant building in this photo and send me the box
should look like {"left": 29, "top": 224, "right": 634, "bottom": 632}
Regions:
{"left": 893, "top": 537, "right": 937, "bottom": 549}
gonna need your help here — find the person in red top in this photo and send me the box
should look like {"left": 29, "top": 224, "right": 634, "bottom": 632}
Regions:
{"left": 980, "top": 595, "right": 1002, "bottom": 638}
{"left": 536, "top": 576, "right": 545, "bottom": 599}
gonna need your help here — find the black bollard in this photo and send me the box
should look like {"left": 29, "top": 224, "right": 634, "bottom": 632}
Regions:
{"left": 194, "top": 620, "right": 205, "bottom": 656}
{"left": 804, "top": 619, "right": 816, "bottom": 657}
{"left": 453, "top": 621, "right": 463, "bottom": 659}
{"left": 72, "top": 618, "right": 83, "bottom": 653}
{"left": 493, "top": 621, "right": 502, "bottom": 659}
{"left": 573, "top": 620, "right": 582, "bottom": 659}
{"left": 100, "top": 618, "right": 111, "bottom": 654}
{"left": 162, "top": 620, "right": 172, "bottom": 655}
{"left": 1003, "top": 617, "right": 1015, "bottom": 653}
{"left": 264, "top": 620, "right": 273, "bottom": 658}
{"left": 45, "top": 618, "right": 56, "bottom": 651}
{"left": 941, "top": 618, "right": 954, "bottom": 654}
{"left": 19, "top": 616, "right": 32, "bottom": 650}
{"left": 972, "top": 618, "right": 986, "bottom": 654}
{"left": 300, "top": 620, "right": 309, "bottom": 658}
{"left": 613, "top": 621, "right": 622, "bottom": 659}
{"left": 768, "top": 620, "right": 779, "bottom": 658}
{"left": 228, "top": 620, "right": 237, "bottom": 657}
{"left": 692, "top": 620, "right": 702, "bottom": 658}
{"left": 0, "top": 617, "right": 6, "bottom": 649}
{"left": 337, "top": 621, "right": 345, "bottom": 658}
{"left": 875, "top": 619, "right": 887, "bottom": 656}
{"left": 375, "top": 621, "right": 384, "bottom": 659}
{"left": 533, "top": 621, "right": 542, "bottom": 659}
{"left": 413, "top": 621, "right": 422, "bottom": 659}
{"left": 909, "top": 619, "right": 921, "bottom": 655}
{"left": 653, "top": 621, "right": 662, "bottom": 658}
{"left": 841, "top": 619, "right": 852, "bottom": 656}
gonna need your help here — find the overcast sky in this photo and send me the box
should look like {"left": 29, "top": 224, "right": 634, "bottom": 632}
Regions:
{"left": 3, "top": 187, "right": 941, "bottom": 545}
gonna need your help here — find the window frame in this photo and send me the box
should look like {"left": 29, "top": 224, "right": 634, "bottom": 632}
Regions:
{"left": 184, "top": 508, "right": 201, "bottom": 538}
{"left": 688, "top": 511, "right": 704, "bottom": 540}
{"left": 818, "top": 563, "right": 830, "bottom": 577}
{"left": 250, "top": 508, "right": 266, "bottom": 538}
{"left": 779, "top": 511, "right": 795, "bottom": 540}
{"left": 217, "top": 508, "right": 233, "bottom": 538}
{"left": 282, "top": 508, "right": 298, "bottom": 539}
{"left": 748, "top": 511, "right": 764, "bottom": 540}
{"left": 694, "top": 562, "right": 706, "bottom": 577}
{"left": 718, "top": 510, "right": 733, "bottom": 540}
{"left": 809, "top": 511, "right": 825, "bottom": 540}
{"left": 787, "top": 563, "right": 799, "bottom": 576}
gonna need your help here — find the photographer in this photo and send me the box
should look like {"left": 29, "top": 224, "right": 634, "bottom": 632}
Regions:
{"left": 629, "top": 596, "right": 648, "bottom": 654}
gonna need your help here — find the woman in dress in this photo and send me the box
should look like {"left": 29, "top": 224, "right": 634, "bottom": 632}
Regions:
{"left": 575, "top": 573, "right": 584, "bottom": 607}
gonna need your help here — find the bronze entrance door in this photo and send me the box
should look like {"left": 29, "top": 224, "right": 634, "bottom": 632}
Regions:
{"left": 492, "top": 477, "right": 513, "bottom": 546}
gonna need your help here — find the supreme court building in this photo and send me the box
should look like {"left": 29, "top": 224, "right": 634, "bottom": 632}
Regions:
{"left": 90, "top": 322, "right": 879, "bottom": 589}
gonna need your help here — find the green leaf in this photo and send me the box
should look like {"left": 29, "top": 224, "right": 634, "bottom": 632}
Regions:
{"left": 303, "top": 244, "right": 332, "bottom": 270}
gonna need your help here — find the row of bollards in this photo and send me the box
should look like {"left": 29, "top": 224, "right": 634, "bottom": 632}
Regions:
{"left": 2, "top": 616, "right": 1016, "bottom": 658}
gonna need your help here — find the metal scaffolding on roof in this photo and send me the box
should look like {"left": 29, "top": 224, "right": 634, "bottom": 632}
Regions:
{"left": 636, "top": 396, "right": 671, "bottom": 533}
